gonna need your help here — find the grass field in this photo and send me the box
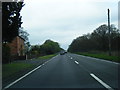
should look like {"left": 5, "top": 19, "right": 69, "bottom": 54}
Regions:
{"left": 37, "top": 54, "right": 57, "bottom": 60}
{"left": 2, "top": 54, "right": 57, "bottom": 80}
{"left": 76, "top": 52, "right": 120, "bottom": 63}
{"left": 3, "top": 63, "right": 34, "bottom": 79}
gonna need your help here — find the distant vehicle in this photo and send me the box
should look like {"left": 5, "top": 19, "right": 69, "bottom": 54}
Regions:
{"left": 64, "top": 51, "right": 67, "bottom": 53}
{"left": 60, "top": 52, "right": 65, "bottom": 55}
{"left": 60, "top": 51, "right": 67, "bottom": 55}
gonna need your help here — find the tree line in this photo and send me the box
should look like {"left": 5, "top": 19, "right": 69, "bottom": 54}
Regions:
{"left": 68, "top": 24, "right": 120, "bottom": 56}
{"left": 27, "top": 40, "right": 62, "bottom": 59}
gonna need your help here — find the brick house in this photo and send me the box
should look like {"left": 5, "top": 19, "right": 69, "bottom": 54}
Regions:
{"left": 8, "top": 36, "right": 25, "bottom": 60}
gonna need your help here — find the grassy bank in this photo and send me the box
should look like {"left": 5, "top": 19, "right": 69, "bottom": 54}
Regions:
{"left": 37, "top": 54, "right": 57, "bottom": 60}
{"left": 76, "top": 52, "right": 120, "bottom": 63}
{"left": 3, "top": 63, "right": 34, "bottom": 79}
{"left": 2, "top": 54, "right": 57, "bottom": 83}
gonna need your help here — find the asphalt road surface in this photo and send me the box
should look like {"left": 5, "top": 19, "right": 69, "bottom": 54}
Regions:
{"left": 5, "top": 53, "right": 119, "bottom": 89}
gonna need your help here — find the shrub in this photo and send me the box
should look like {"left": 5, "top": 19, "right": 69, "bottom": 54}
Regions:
{"left": 2, "top": 44, "right": 11, "bottom": 64}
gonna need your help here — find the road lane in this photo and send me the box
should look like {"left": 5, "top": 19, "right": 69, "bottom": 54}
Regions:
{"left": 7, "top": 54, "right": 107, "bottom": 88}
{"left": 68, "top": 53, "right": 119, "bottom": 89}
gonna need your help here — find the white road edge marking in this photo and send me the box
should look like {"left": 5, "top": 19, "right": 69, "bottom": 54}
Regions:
{"left": 3, "top": 55, "right": 58, "bottom": 89}
{"left": 90, "top": 73, "right": 114, "bottom": 90}
{"left": 3, "top": 65, "right": 42, "bottom": 89}
{"left": 75, "top": 61, "right": 79, "bottom": 64}
{"left": 4, "top": 58, "right": 54, "bottom": 90}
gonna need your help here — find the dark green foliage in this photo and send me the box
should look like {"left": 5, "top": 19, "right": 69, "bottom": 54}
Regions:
{"left": 2, "top": 44, "right": 11, "bottom": 64}
{"left": 2, "top": 2, "right": 25, "bottom": 63}
{"left": 40, "top": 40, "right": 61, "bottom": 55}
{"left": 2, "top": 2, "right": 24, "bottom": 43}
{"left": 29, "top": 45, "right": 40, "bottom": 58}
{"left": 68, "top": 24, "right": 120, "bottom": 54}
{"left": 28, "top": 40, "right": 61, "bottom": 58}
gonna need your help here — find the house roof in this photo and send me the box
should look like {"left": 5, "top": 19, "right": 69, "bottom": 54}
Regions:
{"left": 17, "top": 36, "right": 25, "bottom": 41}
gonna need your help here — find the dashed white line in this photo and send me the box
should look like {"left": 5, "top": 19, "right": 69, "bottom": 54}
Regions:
{"left": 71, "top": 57, "right": 73, "bottom": 59}
{"left": 44, "top": 62, "right": 47, "bottom": 64}
{"left": 90, "top": 73, "right": 114, "bottom": 90}
{"left": 75, "top": 61, "right": 79, "bottom": 64}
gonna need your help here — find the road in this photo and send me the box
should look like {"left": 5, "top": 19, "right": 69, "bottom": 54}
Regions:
{"left": 5, "top": 53, "right": 119, "bottom": 89}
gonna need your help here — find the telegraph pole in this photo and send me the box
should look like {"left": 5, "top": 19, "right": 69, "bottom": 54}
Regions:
{"left": 108, "top": 9, "right": 111, "bottom": 56}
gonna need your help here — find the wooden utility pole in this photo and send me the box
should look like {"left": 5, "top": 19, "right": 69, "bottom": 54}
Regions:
{"left": 108, "top": 9, "right": 111, "bottom": 56}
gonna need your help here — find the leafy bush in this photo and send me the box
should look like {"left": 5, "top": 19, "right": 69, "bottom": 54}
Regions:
{"left": 2, "top": 44, "right": 11, "bottom": 64}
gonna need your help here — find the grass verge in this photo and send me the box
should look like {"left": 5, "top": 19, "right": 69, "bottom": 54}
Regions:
{"left": 76, "top": 52, "right": 120, "bottom": 63}
{"left": 37, "top": 54, "right": 57, "bottom": 60}
{"left": 3, "top": 63, "right": 34, "bottom": 79}
{"left": 2, "top": 54, "right": 57, "bottom": 83}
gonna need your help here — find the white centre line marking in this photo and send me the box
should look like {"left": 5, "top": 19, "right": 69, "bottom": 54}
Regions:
{"left": 75, "top": 61, "right": 79, "bottom": 64}
{"left": 90, "top": 73, "right": 114, "bottom": 90}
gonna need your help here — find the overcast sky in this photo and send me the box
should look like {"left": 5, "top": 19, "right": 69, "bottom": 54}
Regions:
{"left": 21, "top": 0, "right": 119, "bottom": 50}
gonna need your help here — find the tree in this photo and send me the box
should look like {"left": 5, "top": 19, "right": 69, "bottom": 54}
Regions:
{"left": 2, "top": 2, "right": 25, "bottom": 43}
{"left": 91, "top": 24, "right": 109, "bottom": 51}
{"left": 19, "top": 27, "right": 29, "bottom": 41}
{"left": 68, "top": 24, "right": 120, "bottom": 54}
{"left": 29, "top": 45, "right": 40, "bottom": 58}
{"left": 2, "top": 2, "right": 25, "bottom": 63}
{"left": 110, "top": 25, "right": 120, "bottom": 51}
{"left": 19, "top": 27, "right": 31, "bottom": 57}
{"left": 68, "top": 34, "right": 93, "bottom": 52}
{"left": 40, "top": 40, "right": 61, "bottom": 55}
{"left": 28, "top": 39, "right": 61, "bottom": 58}
{"left": 91, "top": 24, "right": 120, "bottom": 51}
